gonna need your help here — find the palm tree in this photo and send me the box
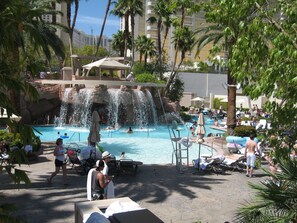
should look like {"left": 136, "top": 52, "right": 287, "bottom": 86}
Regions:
{"left": 0, "top": 1, "right": 64, "bottom": 220}
{"left": 147, "top": 0, "right": 175, "bottom": 79}
{"left": 111, "top": 31, "right": 127, "bottom": 57}
{"left": 111, "top": 0, "right": 143, "bottom": 64}
{"left": 60, "top": 0, "right": 79, "bottom": 67}
{"left": 0, "top": 0, "right": 65, "bottom": 113}
{"left": 164, "top": 0, "right": 198, "bottom": 96}
{"left": 95, "top": 0, "right": 111, "bottom": 57}
{"left": 164, "top": 26, "right": 195, "bottom": 94}
{"left": 110, "top": 1, "right": 128, "bottom": 59}
{"left": 235, "top": 153, "right": 297, "bottom": 222}
{"left": 193, "top": 0, "right": 259, "bottom": 135}
{"left": 135, "top": 35, "right": 146, "bottom": 63}
{"left": 135, "top": 35, "right": 157, "bottom": 66}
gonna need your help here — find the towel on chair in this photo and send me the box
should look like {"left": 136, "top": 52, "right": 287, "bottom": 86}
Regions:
{"left": 87, "top": 168, "right": 95, "bottom": 201}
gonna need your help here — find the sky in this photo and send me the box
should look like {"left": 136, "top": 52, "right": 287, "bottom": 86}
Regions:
{"left": 72, "top": 0, "right": 120, "bottom": 38}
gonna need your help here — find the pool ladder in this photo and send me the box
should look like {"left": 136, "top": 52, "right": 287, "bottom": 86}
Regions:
{"left": 170, "top": 128, "right": 189, "bottom": 173}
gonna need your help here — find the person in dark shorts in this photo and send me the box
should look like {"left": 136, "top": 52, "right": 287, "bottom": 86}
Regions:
{"left": 47, "top": 138, "right": 68, "bottom": 186}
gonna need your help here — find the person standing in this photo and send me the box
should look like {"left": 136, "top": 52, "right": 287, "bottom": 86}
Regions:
{"left": 244, "top": 134, "right": 260, "bottom": 177}
{"left": 47, "top": 138, "right": 68, "bottom": 186}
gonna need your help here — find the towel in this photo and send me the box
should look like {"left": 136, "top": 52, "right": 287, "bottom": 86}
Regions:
{"left": 84, "top": 212, "right": 110, "bottom": 223}
{"left": 106, "top": 180, "right": 115, "bottom": 199}
{"left": 87, "top": 168, "right": 95, "bottom": 201}
{"left": 103, "top": 201, "right": 143, "bottom": 218}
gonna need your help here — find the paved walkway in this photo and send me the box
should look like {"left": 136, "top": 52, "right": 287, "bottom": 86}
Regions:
{"left": 0, "top": 143, "right": 269, "bottom": 223}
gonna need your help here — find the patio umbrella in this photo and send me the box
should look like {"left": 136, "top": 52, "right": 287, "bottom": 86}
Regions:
{"left": 195, "top": 112, "right": 205, "bottom": 137}
{"left": 195, "top": 112, "right": 205, "bottom": 171}
{"left": 191, "top": 96, "right": 205, "bottom": 102}
{"left": 88, "top": 111, "right": 101, "bottom": 144}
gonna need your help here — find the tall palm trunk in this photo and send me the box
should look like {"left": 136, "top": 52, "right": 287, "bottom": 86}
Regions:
{"left": 130, "top": 13, "right": 135, "bottom": 65}
{"left": 157, "top": 18, "right": 163, "bottom": 79}
{"left": 9, "top": 45, "right": 21, "bottom": 114}
{"left": 66, "top": 0, "right": 79, "bottom": 71}
{"left": 161, "top": 26, "right": 169, "bottom": 52}
{"left": 227, "top": 71, "right": 237, "bottom": 135}
{"left": 226, "top": 40, "right": 237, "bottom": 135}
{"left": 123, "top": 14, "right": 129, "bottom": 60}
{"left": 95, "top": 0, "right": 111, "bottom": 57}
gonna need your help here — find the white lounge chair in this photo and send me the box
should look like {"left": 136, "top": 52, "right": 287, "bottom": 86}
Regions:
{"left": 256, "top": 119, "right": 267, "bottom": 130}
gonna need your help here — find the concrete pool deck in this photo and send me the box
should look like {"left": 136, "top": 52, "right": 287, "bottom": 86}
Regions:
{"left": 0, "top": 141, "right": 269, "bottom": 223}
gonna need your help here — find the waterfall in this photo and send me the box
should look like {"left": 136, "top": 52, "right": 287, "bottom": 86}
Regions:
{"left": 69, "top": 88, "right": 94, "bottom": 128}
{"left": 145, "top": 89, "right": 158, "bottom": 125}
{"left": 132, "top": 90, "right": 148, "bottom": 127}
{"left": 107, "top": 88, "right": 158, "bottom": 127}
{"left": 107, "top": 89, "right": 121, "bottom": 127}
{"left": 57, "top": 88, "right": 93, "bottom": 128}
{"left": 57, "top": 88, "right": 71, "bottom": 127}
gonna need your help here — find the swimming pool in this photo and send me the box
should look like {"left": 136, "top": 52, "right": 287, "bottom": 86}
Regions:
{"left": 34, "top": 124, "right": 224, "bottom": 165}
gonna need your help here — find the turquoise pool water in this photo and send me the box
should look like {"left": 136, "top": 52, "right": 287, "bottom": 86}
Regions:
{"left": 34, "top": 124, "right": 224, "bottom": 164}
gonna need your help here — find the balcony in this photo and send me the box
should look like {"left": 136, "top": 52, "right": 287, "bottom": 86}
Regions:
{"left": 146, "top": 25, "right": 157, "bottom": 31}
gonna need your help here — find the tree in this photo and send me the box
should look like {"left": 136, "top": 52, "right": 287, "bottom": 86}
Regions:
{"left": 235, "top": 154, "right": 297, "bottom": 222}
{"left": 164, "top": 26, "right": 195, "bottom": 96}
{"left": 111, "top": 30, "right": 127, "bottom": 57}
{"left": 164, "top": 0, "right": 200, "bottom": 96}
{"left": 111, "top": 0, "right": 143, "bottom": 64}
{"left": 219, "top": 0, "right": 297, "bottom": 221}
{"left": 134, "top": 35, "right": 156, "bottom": 66}
{"left": 0, "top": 0, "right": 64, "bottom": 221}
{"left": 0, "top": 0, "right": 65, "bottom": 113}
{"left": 230, "top": 0, "right": 297, "bottom": 132}
{"left": 194, "top": 0, "right": 259, "bottom": 135}
{"left": 147, "top": 0, "right": 175, "bottom": 78}
{"left": 95, "top": 0, "right": 111, "bottom": 57}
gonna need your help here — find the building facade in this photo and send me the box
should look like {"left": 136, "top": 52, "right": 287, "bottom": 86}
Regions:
{"left": 122, "top": 0, "right": 216, "bottom": 65}
{"left": 42, "top": 2, "right": 111, "bottom": 52}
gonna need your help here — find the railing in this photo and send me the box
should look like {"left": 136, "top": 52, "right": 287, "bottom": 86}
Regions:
{"left": 203, "top": 137, "right": 227, "bottom": 155}
{"left": 69, "top": 132, "right": 81, "bottom": 142}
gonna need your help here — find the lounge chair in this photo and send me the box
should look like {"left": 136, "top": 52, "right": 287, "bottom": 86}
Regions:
{"left": 256, "top": 119, "right": 267, "bottom": 130}
{"left": 117, "top": 159, "right": 143, "bottom": 176}
{"left": 0, "top": 152, "right": 9, "bottom": 165}
{"left": 227, "top": 142, "right": 243, "bottom": 154}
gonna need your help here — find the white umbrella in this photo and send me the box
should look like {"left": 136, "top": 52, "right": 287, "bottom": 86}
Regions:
{"left": 195, "top": 112, "right": 205, "bottom": 171}
{"left": 83, "top": 57, "right": 130, "bottom": 70}
{"left": 88, "top": 111, "right": 101, "bottom": 144}
{"left": 191, "top": 97, "right": 205, "bottom": 102}
{"left": 195, "top": 112, "right": 205, "bottom": 136}
{"left": 0, "top": 108, "right": 21, "bottom": 122}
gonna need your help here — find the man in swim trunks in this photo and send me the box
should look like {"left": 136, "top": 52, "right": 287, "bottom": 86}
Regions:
{"left": 244, "top": 134, "right": 260, "bottom": 177}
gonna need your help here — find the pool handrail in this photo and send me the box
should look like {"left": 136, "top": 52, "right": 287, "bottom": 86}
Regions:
{"left": 69, "top": 132, "right": 81, "bottom": 142}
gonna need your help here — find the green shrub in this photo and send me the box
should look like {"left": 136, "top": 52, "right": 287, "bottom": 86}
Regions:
{"left": 0, "top": 130, "right": 41, "bottom": 152}
{"left": 180, "top": 106, "right": 189, "bottom": 112}
{"left": 168, "top": 78, "right": 184, "bottom": 102}
{"left": 135, "top": 73, "right": 162, "bottom": 83}
{"left": 213, "top": 98, "right": 227, "bottom": 110}
{"left": 234, "top": 126, "right": 256, "bottom": 137}
{"left": 51, "top": 72, "right": 61, "bottom": 79}
{"left": 180, "top": 112, "right": 192, "bottom": 122}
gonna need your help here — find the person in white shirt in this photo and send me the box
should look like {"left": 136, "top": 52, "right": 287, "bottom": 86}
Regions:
{"left": 47, "top": 138, "right": 68, "bottom": 186}
{"left": 126, "top": 72, "right": 134, "bottom": 81}
{"left": 101, "top": 151, "right": 114, "bottom": 198}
